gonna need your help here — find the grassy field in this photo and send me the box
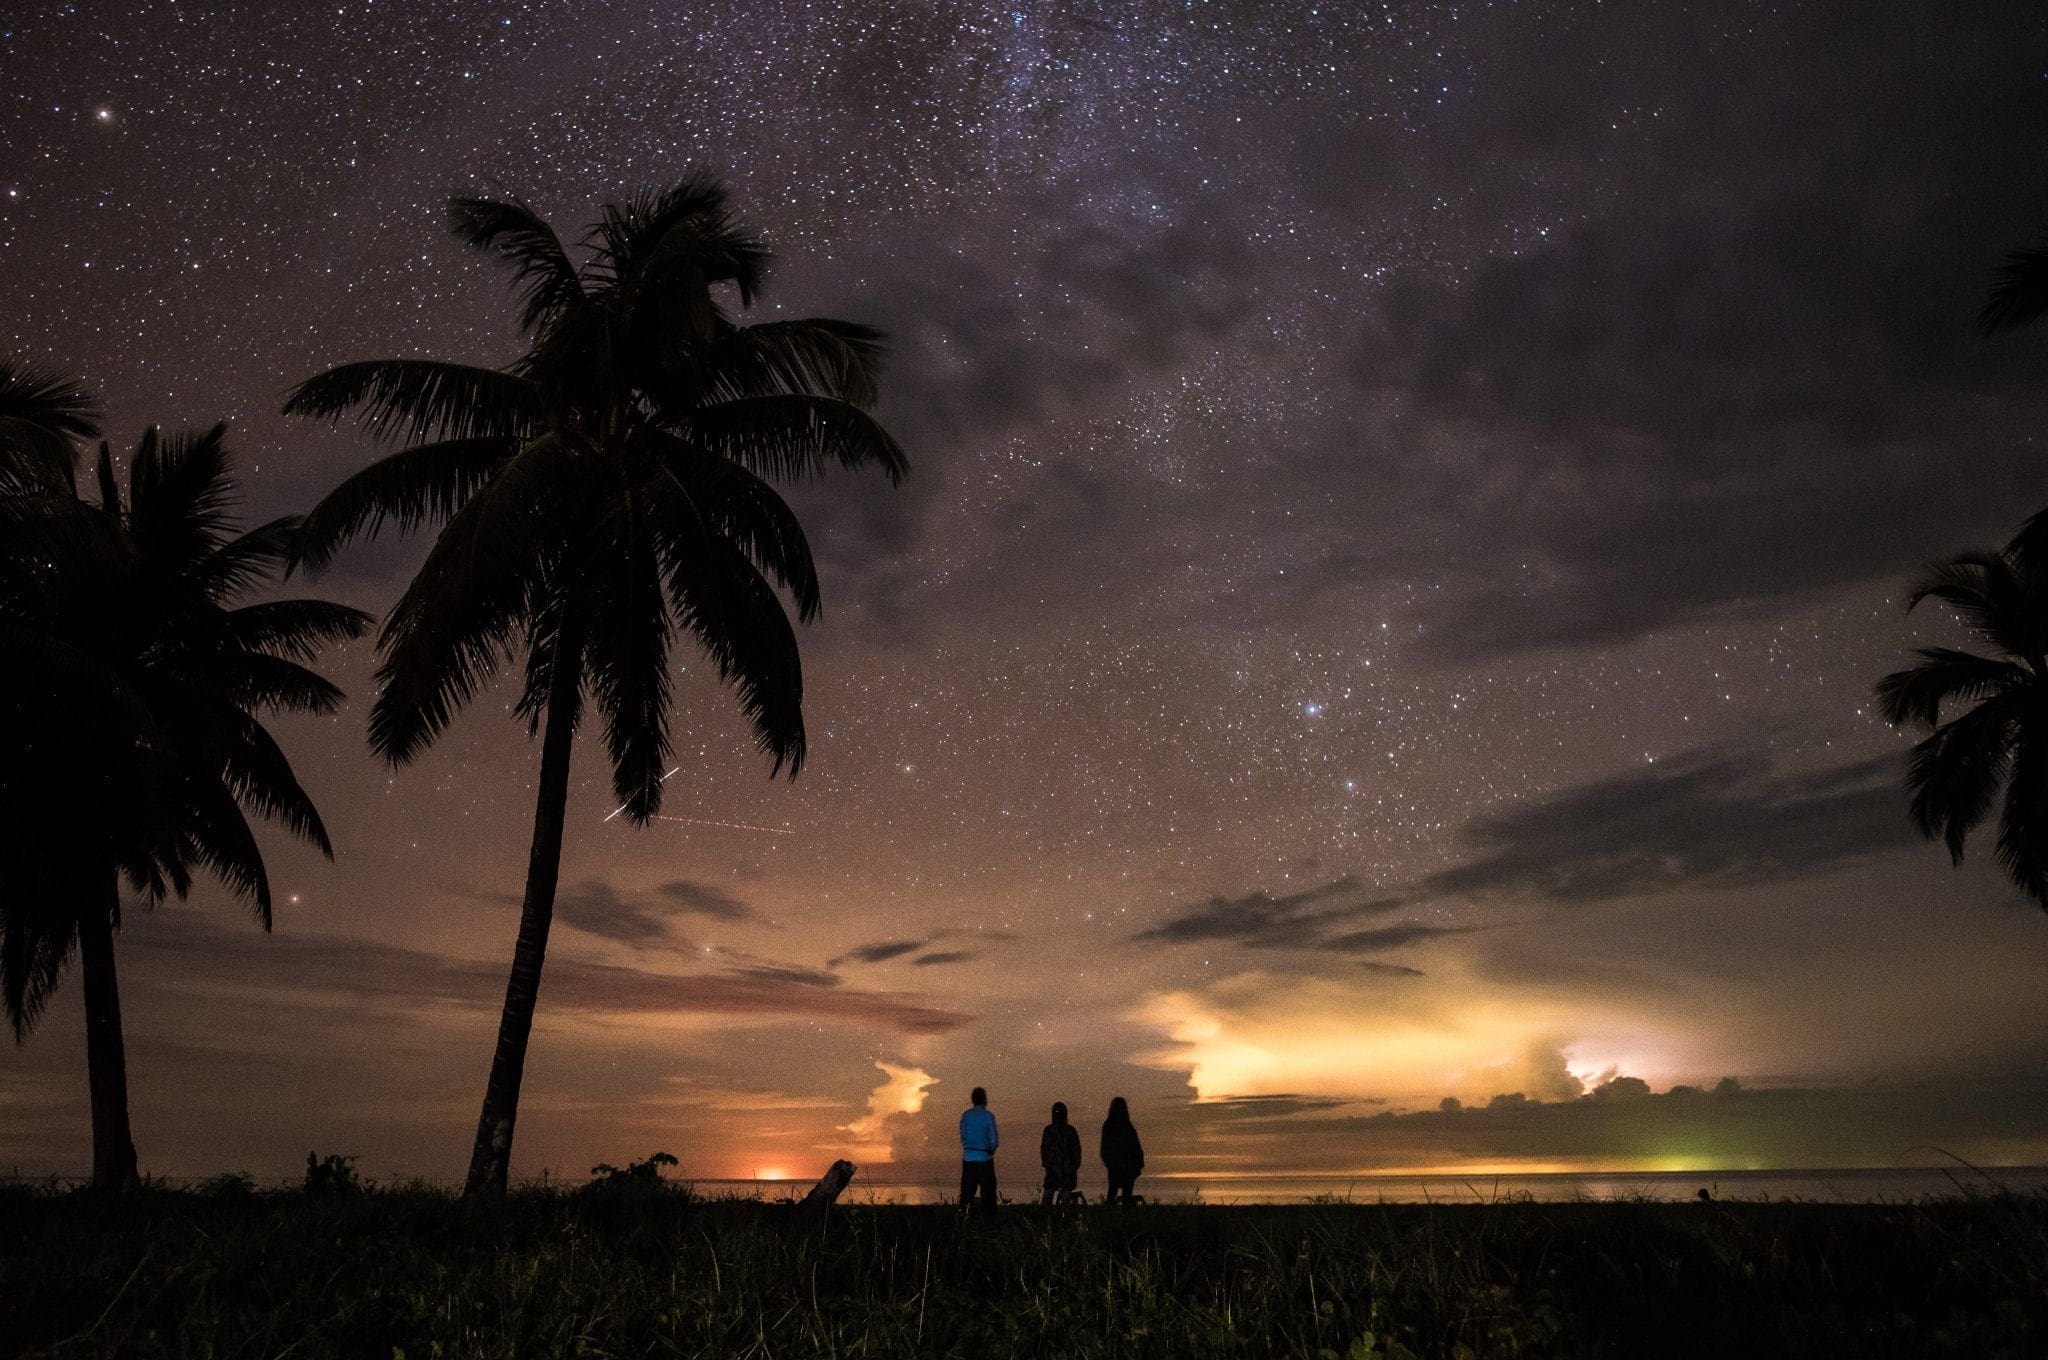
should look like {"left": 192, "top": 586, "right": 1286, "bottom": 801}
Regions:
{"left": 3, "top": 1183, "right": 2044, "bottom": 1358}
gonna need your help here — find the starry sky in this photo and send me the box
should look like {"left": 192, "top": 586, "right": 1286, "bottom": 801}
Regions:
{"left": 7, "top": 1, "right": 2048, "bottom": 1187}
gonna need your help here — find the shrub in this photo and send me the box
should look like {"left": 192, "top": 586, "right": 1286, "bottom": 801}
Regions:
{"left": 303, "top": 1152, "right": 360, "bottom": 1195}
{"left": 586, "top": 1151, "right": 680, "bottom": 1195}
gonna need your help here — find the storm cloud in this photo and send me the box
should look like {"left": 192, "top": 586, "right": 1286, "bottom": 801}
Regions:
{"left": 1133, "top": 877, "right": 1406, "bottom": 950}
{"left": 1421, "top": 747, "right": 1910, "bottom": 906}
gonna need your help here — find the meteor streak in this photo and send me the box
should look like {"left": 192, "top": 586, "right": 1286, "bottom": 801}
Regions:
{"left": 603, "top": 767, "right": 681, "bottom": 823}
{"left": 601, "top": 768, "right": 794, "bottom": 834}
{"left": 649, "top": 814, "right": 795, "bottom": 836}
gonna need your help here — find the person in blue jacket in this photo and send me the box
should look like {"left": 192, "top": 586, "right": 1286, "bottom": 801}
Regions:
{"left": 959, "top": 1085, "right": 999, "bottom": 1210}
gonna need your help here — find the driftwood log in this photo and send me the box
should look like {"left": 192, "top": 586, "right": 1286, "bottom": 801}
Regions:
{"left": 799, "top": 1159, "right": 857, "bottom": 1209}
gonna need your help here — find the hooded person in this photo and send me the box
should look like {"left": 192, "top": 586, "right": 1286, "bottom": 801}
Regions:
{"left": 1100, "top": 1096, "right": 1145, "bottom": 1205}
{"left": 1040, "top": 1102, "right": 1083, "bottom": 1205}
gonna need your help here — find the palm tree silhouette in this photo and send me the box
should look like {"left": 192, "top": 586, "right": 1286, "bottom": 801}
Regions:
{"left": 1875, "top": 531, "right": 2048, "bottom": 908}
{"left": 283, "top": 177, "right": 908, "bottom": 1195}
{"left": 0, "top": 420, "right": 368, "bottom": 1189}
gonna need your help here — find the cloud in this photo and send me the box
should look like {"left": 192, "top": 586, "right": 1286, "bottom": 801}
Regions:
{"left": 830, "top": 929, "right": 1012, "bottom": 969}
{"left": 655, "top": 880, "right": 753, "bottom": 922}
{"left": 1132, "top": 876, "right": 1406, "bottom": 950}
{"left": 1192, "top": 1094, "right": 1364, "bottom": 1121}
{"left": 555, "top": 881, "right": 672, "bottom": 946}
{"left": 1323, "top": 924, "right": 1474, "bottom": 954}
{"left": 1420, "top": 748, "right": 1909, "bottom": 905}
{"left": 1460, "top": 1040, "right": 1590, "bottom": 1105}
{"left": 552, "top": 878, "right": 753, "bottom": 946}
{"left": 646, "top": 1078, "right": 847, "bottom": 1114}
{"left": 798, "top": 6, "right": 2048, "bottom": 660}
{"left": 126, "top": 913, "right": 970, "bottom": 1036}
{"left": 1358, "top": 962, "right": 1426, "bottom": 979}
{"left": 726, "top": 963, "right": 842, "bottom": 989}
{"left": 1136, "top": 972, "right": 1649, "bottom": 1108}
{"left": 830, "top": 939, "right": 929, "bottom": 966}
{"left": 838, "top": 1061, "right": 939, "bottom": 1161}
{"left": 1189, "top": 1073, "right": 2048, "bottom": 1174}
{"left": 1337, "top": 8, "right": 2048, "bottom": 654}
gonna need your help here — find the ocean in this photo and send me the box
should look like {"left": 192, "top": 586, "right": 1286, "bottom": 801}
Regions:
{"left": 689, "top": 1165, "right": 2048, "bottom": 1205}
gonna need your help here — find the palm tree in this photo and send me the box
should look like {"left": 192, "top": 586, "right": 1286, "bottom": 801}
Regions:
{"left": 1875, "top": 528, "right": 2048, "bottom": 908}
{"left": 283, "top": 176, "right": 908, "bottom": 1195}
{"left": 0, "top": 419, "right": 369, "bottom": 1189}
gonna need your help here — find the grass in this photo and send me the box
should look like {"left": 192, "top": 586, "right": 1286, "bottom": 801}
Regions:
{"left": 3, "top": 1182, "right": 2044, "bottom": 1358}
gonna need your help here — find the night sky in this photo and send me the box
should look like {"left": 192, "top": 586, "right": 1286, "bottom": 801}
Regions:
{"left": 7, "top": 2, "right": 2048, "bottom": 1185}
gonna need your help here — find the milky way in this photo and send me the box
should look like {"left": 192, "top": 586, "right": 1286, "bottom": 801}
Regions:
{"left": 6, "top": 3, "right": 2048, "bottom": 1184}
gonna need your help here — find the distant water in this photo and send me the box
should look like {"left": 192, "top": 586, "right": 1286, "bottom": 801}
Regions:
{"left": 694, "top": 1166, "right": 2048, "bottom": 1205}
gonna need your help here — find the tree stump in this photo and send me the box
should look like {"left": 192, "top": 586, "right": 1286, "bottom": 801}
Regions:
{"left": 799, "top": 1159, "right": 857, "bottom": 1209}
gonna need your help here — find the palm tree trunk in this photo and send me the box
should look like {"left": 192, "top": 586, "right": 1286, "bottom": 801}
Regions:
{"left": 462, "top": 640, "right": 582, "bottom": 1197}
{"left": 77, "top": 877, "right": 139, "bottom": 1192}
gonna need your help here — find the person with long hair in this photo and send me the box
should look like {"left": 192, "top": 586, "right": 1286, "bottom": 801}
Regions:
{"left": 1099, "top": 1096, "right": 1144, "bottom": 1205}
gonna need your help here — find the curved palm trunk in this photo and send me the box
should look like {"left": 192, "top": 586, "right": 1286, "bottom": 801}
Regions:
{"left": 77, "top": 876, "right": 139, "bottom": 1192}
{"left": 462, "top": 643, "right": 582, "bottom": 1197}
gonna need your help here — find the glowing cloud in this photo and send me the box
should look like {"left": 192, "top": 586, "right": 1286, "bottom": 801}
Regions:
{"left": 1137, "top": 970, "right": 1691, "bottom": 1110}
{"left": 838, "top": 1061, "right": 938, "bottom": 1162}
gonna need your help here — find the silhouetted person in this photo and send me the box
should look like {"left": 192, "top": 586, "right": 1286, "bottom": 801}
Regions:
{"left": 1100, "top": 1096, "right": 1144, "bottom": 1204}
{"left": 1041, "top": 1101, "right": 1082, "bottom": 1205}
{"left": 959, "top": 1085, "right": 999, "bottom": 1211}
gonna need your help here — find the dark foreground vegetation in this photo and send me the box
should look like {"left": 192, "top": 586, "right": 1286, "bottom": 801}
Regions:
{"left": 3, "top": 1185, "right": 2044, "bottom": 1359}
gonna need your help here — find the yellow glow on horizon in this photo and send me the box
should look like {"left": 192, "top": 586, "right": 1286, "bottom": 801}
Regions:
{"left": 756, "top": 1167, "right": 788, "bottom": 1181}
{"left": 1138, "top": 972, "right": 1691, "bottom": 1108}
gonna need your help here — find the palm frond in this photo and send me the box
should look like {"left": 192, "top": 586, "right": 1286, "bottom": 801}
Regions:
{"left": 684, "top": 394, "right": 907, "bottom": 487}
{"left": 652, "top": 440, "right": 821, "bottom": 618}
{"left": 93, "top": 441, "right": 119, "bottom": 514}
{"left": 582, "top": 491, "right": 673, "bottom": 820}
{"left": 200, "top": 649, "right": 350, "bottom": 716}
{"left": 369, "top": 436, "right": 574, "bottom": 763}
{"left": 449, "top": 196, "right": 588, "bottom": 331}
{"left": 654, "top": 505, "right": 806, "bottom": 778}
{"left": 291, "top": 436, "right": 519, "bottom": 572}
{"left": 1998, "top": 733, "right": 2048, "bottom": 909}
{"left": 514, "top": 302, "right": 616, "bottom": 409}
{"left": 218, "top": 599, "right": 373, "bottom": 662}
{"left": 0, "top": 620, "right": 166, "bottom": 752}
{"left": 0, "top": 362, "right": 97, "bottom": 493}
{"left": 0, "top": 362, "right": 99, "bottom": 439}
{"left": 0, "top": 491, "right": 131, "bottom": 608}
{"left": 1906, "top": 696, "right": 2019, "bottom": 862}
{"left": 693, "top": 320, "right": 888, "bottom": 407}
{"left": 283, "top": 360, "right": 544, "bottom": 445}
{"left": 511, "top": 578, "right": 568, "bottom": 734}
{"left": 1981, "top": 236, "right": 2048, "bottom": 335}
{"left": 214, "top": 711, "right": 335, "bottom": 858}
{"left": 592, "top": 174, "right": 770, "bottom": 306}
{"left": 1908, "top": 552, "right": 2031, "bottom": 660}
{"left": 125, "top": 424, "right": 238, "bottom": 581}
{"left": 177, "top": 775, "right": 272, "bottom": 926}
{"left": 1875, "top": 647, "right": 2031, "bottom": 729}
{"left": 0, "top": 881, "right": 76, "bottom": 1040}
{"left": 198, "top": 516, "right": 299, "bottom": 602}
